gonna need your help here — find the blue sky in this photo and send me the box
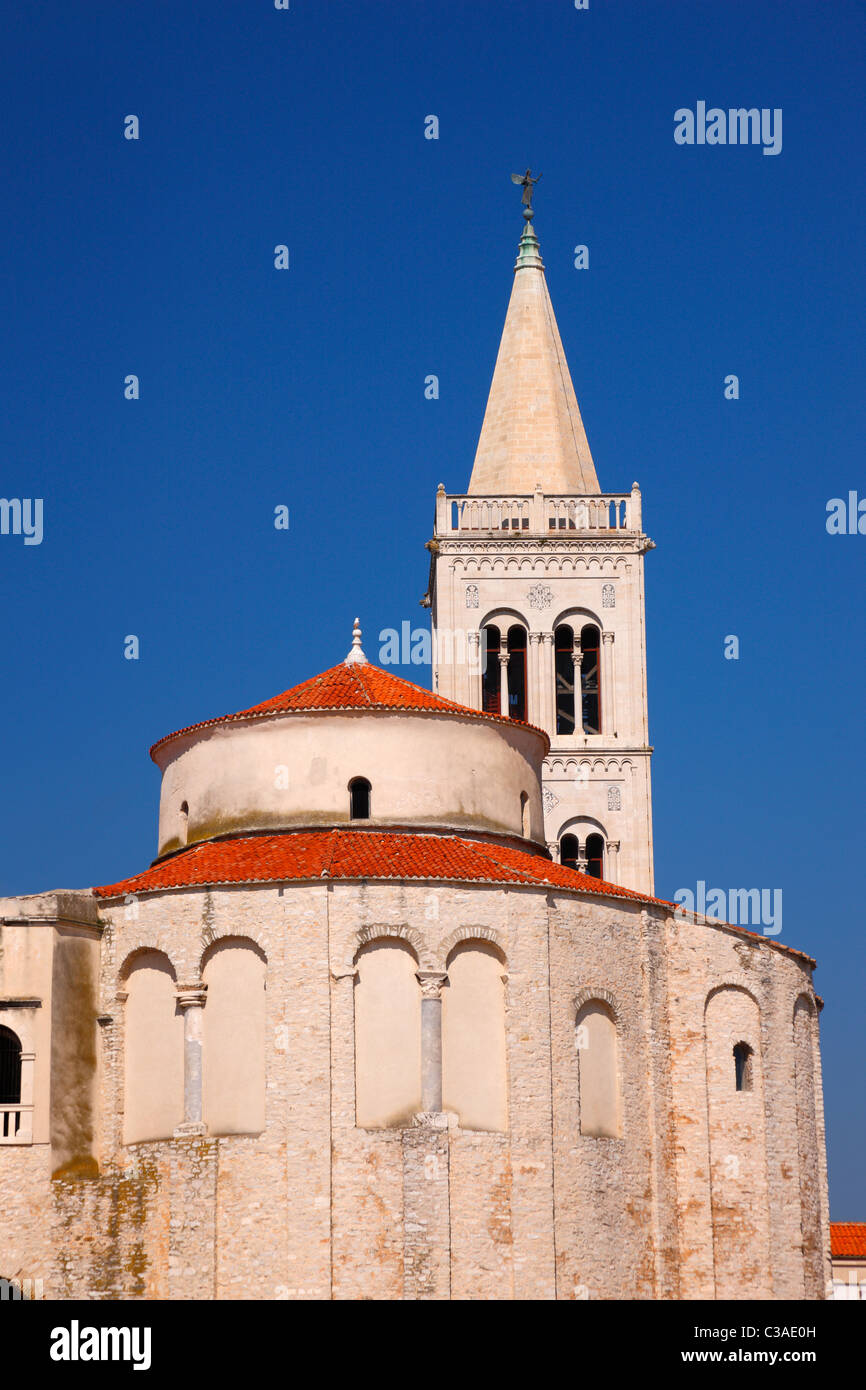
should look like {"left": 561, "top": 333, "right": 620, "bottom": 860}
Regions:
{"left": 1, "top": 1, "right": 863, "bottom": 1217}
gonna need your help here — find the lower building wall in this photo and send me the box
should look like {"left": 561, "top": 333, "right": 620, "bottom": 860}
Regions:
{"left": 0, "top": 881, "right": 831, "bottom": 1301}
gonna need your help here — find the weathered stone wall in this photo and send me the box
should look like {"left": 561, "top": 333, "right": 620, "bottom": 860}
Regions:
{"left": 0, "top": 878, "right": 831, "bottom": 1300}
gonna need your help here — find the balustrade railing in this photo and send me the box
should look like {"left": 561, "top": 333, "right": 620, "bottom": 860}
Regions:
{"left": 437, "top": 485, "right": 641, "bottom": 535}
{"left": 0, "top": 1104, "right": 32, "bottom": 1144}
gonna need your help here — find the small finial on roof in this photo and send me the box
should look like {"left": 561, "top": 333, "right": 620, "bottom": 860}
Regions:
{"left": 344, "top": 616, "right": 368, "bottom": 666}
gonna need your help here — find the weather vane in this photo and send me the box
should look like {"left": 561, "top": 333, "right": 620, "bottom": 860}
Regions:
{"left": 511, "top": 168, "right": 542, "bottom": 219}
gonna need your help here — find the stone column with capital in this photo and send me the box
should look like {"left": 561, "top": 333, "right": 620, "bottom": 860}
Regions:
{"left": 605, "top": 839, "right": 621, "bottom": 884}
{"left": 467, "top": 630, "right": 482, "bottom": 711}
{"left": 602, "top": 630, "right": 617, "bottom": 737}
{"left": 416, "top": 971, "right": 448, "bottom": 1115}
{"left": 498, "top": 641, "right": 510, "bottom": 719}
{"left": 174, "top": 983, "right": 208, "bottom": 1136}
{"left": 572, "top": 641, "right": 584, "bottom": 736}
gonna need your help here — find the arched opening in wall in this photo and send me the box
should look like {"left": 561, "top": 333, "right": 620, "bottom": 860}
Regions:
{"left": 733, "top": 1042, "right": 754, "bottom": 1092}
{"left": 580, "top": 625, "right": 601, "bottom": 734}
{"left": 349, "top": 777, "right": 371, "bottom": 820}
{"left": 0, "top": 1026, "right": 22, "bottom": 1140}
{"left": 560, "top": 833, "right": 579, "bottom": 872}
{"left": 554, "top": 624, "right": 576, "bottom": 735}
{"left": 576, "top": 1000, "right": 620, "bottom": 1138}
{"left": 0, "top": 1027, "right": 22, "bottom": 1105}
{"left": 507, "top": 625, "right": 527, "bottom": 721}
{"left": 520, "top": 792, "right": 530, "bottom": 838}
{"left": 354, "top": 938, "right": 421, "bottom": 1128}
{"left": 122, "top": 951, "right": 184, "bottom": 1144}
{"left": 443, "top": 942, "right": 507, "bottom": 1132}
{"left": 585, "top": 833, "right": 604, "bottom": 880}
{"left": 179, "top": 801, "right": 189, "bottom": 847}
{"left": 202, "top": 938, "right": 267, "bottom": 1136}
{"left": 481, "top": 624, "right": 501, "bottom": 715}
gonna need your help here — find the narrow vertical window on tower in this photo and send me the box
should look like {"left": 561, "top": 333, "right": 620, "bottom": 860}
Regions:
{"left": 481, "top": 625, "right": 501, "bottom": 715}
{"left": 507, "top": 625, "right": 527, "bottom": 721}
{"left": 349, "top": 778, "right": 371, "bottom": 820}
{"left": 580, "top": 625, "right": 601, "bottom": 734}
{"left": 585, "top": 833, "right": 604, "bottom": 879}
{"left": 559, "top": 834, "right": 579, "bottom": 872}
{"left": 554, "top": 624, "right": 576, "bottom": 734}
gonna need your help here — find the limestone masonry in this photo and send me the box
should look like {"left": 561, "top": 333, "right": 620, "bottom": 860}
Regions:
{"left": 0, "top": 205, "right": 831, "bottom": 1300}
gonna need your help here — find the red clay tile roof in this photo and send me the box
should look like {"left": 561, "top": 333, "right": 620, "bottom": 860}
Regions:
{"left": 94, "top": 829, "right": 653, "bottom": 904}
{"left": 831, "top": 1223, "right": 866, "bottom": 1259}
{"left": 92, "top": 828, "right": 819, "bottom": 964}
{"left": 150, "top": 661, "right": 547, "bottom": 760}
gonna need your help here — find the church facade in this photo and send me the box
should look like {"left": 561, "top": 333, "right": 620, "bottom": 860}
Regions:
{"left": 0, "top": 205, "right": 831, "bottom": 1301}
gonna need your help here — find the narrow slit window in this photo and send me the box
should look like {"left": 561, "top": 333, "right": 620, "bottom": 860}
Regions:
{"left": 349, "top": 777, "right": 371, "bottom": 820}
{"left": 733, "top": 1042, "right": 754, "bottom": 1092}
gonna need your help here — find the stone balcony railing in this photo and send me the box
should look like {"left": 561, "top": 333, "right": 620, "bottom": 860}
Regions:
{"left": 0, "top": 1104, "right": 32, "bottom": 1144}
{"left": 436, "top": 483, "right": 641, "bottom": 537}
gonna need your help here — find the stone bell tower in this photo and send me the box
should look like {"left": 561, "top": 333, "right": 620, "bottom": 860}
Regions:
{"left": 425, "top": 192, "right": 655, "bottom": 894}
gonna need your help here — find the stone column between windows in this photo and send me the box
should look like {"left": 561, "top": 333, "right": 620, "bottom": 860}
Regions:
{"left": 175, "top": 983, "right": 208, "bottom": 1136}
{"left": 572, "top": 641, "right": 584, "bottom": 735}
{"left": 528, "top": 632, "right": 542, "bottom": 728}
{"left": 467, "top": 631, "right": 482, "bottom": 711}
{"left": 416, "top": 971, "right": 448, "bottom": 1113}
{"left": 547, "top": 840, "right": 560, "bottom": 864}
{"left": 602, "top": 631, "right": 616, "bottom": 736}
{"left": 541, "top": 631, "right": 555, "bottom": 734}
{"left": 498, "top": 641, "right": 510, "bottom": 720}
{"left": 605, "top": 839, "right": 621, "bottom": 884}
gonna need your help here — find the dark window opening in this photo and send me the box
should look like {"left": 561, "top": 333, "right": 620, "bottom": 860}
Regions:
{"left": 0, "top": 1027, "right": 22, "bottom": 1106}
{"left": 555, "top": 624, "right": 575, "bottom": 736}
{"left": 585, "top": 833, "right": 604, "bottom": 880}
{"left": 734, "top": 1042, "right": 754, "bottom": 1092}
{"left": 349, "top": 778, "right": 371, "bottom": 820}
{"left": 580, "top": 624, "right": 601, "bottom": 734}
{"left": 560, "top": 834, "right": 579, "bottom": 872}
{"left": 507, "top": 626, "right": 527, "bottom": 722}
{"left": 481, "top": 625, "right": 501, "bottom": 714}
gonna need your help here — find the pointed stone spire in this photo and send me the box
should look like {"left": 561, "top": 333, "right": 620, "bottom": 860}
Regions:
{"left": 344, "top": 617, "right": 368, "bottom": 666}
{"left": 467, "top": 214, "right": 600, "bottom": 496}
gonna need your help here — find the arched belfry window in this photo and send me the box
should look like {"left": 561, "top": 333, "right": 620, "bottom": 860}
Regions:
{"left": 507, "top": 625, "right": 527, "bottom": 722}
{"left": 0, "top": 1027, "right": 22, "bottom": 1107}
{"left": 580, "top": 624, "right": 601, "bottom": 734}
{"left": 349, "top": 778, "right": 371, "bottom": 820}
{"left": 585, "top": 834, "right": 604, "bottom": 880}
{"left": 734, "top": 1042, "right": 754, "bottom": 1092}
{"left": 560, "top": 834, "right": 579, "bottom": 872}
{"left": 481, "top": 624, "right": 501, "bottom": 715}
{"left": 554, "top": 624, "right": 576, "bottom": 735}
